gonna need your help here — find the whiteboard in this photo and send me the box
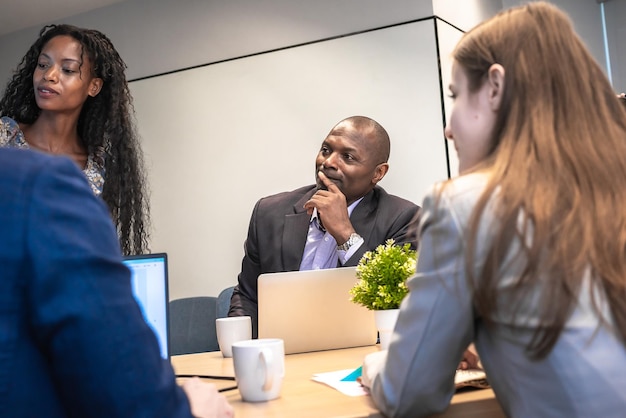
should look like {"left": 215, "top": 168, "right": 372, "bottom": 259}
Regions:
{"left": 130, "top": 19, "right": 459, "bottom": 299}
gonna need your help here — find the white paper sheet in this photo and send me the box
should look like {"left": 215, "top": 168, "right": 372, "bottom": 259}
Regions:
{"left": 312, "top": 368, "right": 368, "bottom": 397}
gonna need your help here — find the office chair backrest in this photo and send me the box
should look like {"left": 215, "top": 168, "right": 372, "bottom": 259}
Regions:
{"left": 169, "top": 296, "right": 219, "bottom": 355}
{"left": 216, "top": 286, "right": 235, "bottom": 319}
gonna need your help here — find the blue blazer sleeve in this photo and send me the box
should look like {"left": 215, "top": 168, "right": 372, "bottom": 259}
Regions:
{"left": 23, "top": 155, "right": 192, "bottom": 417}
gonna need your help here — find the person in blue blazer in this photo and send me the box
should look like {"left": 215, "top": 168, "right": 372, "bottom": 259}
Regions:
{"left": 0, "top": 147, "right": 233, "bottom": 418}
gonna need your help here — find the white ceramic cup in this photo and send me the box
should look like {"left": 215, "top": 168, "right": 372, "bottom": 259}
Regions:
{"left": 231, "top": 338, "right": 285, "bottom": 402}
{"left": 216, "top": 316, "right": 252, "bottom": 358}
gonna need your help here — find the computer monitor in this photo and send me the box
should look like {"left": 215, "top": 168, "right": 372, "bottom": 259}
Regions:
{"left": 122, "top": 253, "right": 170, "bottom": 359}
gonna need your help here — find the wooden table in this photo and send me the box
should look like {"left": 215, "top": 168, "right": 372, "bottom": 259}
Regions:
{"left": 172, "top": 346, "right": 505, "bottom": 418}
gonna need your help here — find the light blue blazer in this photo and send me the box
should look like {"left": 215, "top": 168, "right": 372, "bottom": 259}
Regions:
{"left": 365, "top": 172, "right": 626, "bottom": 418}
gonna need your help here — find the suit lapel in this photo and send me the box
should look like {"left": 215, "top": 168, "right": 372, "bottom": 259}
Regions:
{"left": 349, "top": 188, "right": 377, "bottom": 235}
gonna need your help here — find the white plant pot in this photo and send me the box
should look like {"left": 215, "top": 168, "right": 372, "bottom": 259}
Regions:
{"left": 374, "top": 308, "right": 400, "bottom": 350}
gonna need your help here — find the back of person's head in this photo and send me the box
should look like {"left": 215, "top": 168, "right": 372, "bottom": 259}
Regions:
{"left": 453, "top": 2, "right": 626, "bottom": 358}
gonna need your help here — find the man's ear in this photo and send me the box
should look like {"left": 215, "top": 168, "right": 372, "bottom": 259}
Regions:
{"left": 487, "top": 63, "right": 505, "bottom": 111}
{"left": 372, "top": 163, "right": 389, "bottom": 184}
{"left": 89, "top": 78, "right": 103, "bottom": 97}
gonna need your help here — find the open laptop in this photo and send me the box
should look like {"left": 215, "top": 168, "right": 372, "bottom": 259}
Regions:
{"left": 257, "top": 267, "right": 377, "bottom": 354}
{"left": 123, "top": 253, "right": 170, "bottom": 360}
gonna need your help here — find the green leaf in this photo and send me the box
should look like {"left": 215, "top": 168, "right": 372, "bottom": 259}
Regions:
{"left": 349, "top": 239, "right": 418, "bottom": 310}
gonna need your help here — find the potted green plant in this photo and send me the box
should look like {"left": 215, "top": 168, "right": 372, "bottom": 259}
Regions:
{"left": 349, "top": 239, "right": 417, "bottom": 349}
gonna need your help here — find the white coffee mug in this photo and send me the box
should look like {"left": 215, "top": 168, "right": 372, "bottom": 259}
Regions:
{"left": 216, "top": 316, "right": 252, "bottom": 358}
{"left": 231, "top": 338, "right": 285, "bottom": 402}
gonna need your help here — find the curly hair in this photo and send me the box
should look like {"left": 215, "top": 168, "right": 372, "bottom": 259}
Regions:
{"left": 0, "top": 24, "right": 150, "bottom": 255}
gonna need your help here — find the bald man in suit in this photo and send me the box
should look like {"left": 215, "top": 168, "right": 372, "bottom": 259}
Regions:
{"left": 229, "top": 116, "right": 420, "bottom": 337}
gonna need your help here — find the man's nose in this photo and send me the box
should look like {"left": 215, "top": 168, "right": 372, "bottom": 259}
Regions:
{"left": 323, "top": 153, "right": 338, "bottom": 168}
{"left": 444, "top": 125, "right": 454, "bottom": 140}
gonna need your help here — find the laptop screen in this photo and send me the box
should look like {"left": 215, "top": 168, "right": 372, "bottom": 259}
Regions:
{"left": 122, "top": 253, "right": 170, "bottom": 359}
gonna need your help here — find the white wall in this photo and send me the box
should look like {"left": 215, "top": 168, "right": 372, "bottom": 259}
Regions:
{"left": 0, "top": 0, "right": 435, "bottom": 86}
{"left": 3, "top": 1, "right": 621, "bottom": 88}
{"left": 0, "top": 0, "right": 622, "bottom": 299}
{"left": 131, "top": 20, "right": 453, "bottom": 299}
{"left": 0, "top": 0, "right": 617, "bottom": 134}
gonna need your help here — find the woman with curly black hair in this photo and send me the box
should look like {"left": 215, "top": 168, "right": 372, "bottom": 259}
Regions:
{"left": 0, "top": 24, "right": 149, "bottom": 255}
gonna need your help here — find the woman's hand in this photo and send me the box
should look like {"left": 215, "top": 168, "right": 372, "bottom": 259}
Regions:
{"left": 458, "top": 344, "right": 481, "bottom": 370}
{"left": 182, "top": 377, "right": 235, "bottom": 418}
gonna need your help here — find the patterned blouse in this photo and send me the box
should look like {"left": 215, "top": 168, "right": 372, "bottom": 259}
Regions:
{"left": 0, "top": 116, "right": 105, "bottom": 195}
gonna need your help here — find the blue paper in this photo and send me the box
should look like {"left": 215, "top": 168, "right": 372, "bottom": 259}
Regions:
{"left": 340, "top": 366, "right": 362, "bottom": 382}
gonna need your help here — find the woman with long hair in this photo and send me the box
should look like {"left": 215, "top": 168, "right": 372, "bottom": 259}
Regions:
{"left": 361, "top": 3, "right": 626, "bottom": 417}
{"left": 0, "top": 24, "right": 149, "bottom": 255}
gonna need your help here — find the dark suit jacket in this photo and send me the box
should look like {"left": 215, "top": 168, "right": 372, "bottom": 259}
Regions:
{"left": 0, "top": 148, "right": 192, "bottom": 417}
{"left": 229, "top": 184, "right": 420, "bottom": 337}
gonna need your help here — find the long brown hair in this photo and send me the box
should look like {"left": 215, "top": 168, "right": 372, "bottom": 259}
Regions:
{"left": 452, "top": 2, "right": 626, "bottom": 358}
